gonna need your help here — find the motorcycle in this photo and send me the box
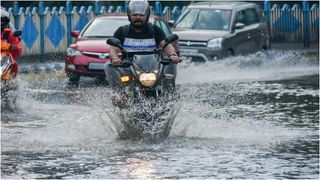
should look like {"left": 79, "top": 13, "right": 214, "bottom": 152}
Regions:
{"left": 1, "top": 29, "right": 22, "bottom": 111}
{"left": 106, "top": 34, "right": 181, "bottom": 140}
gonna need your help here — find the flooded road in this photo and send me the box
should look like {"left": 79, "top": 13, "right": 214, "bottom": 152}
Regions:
{"left": 1, "top": 50, "right": 319, "bottom": 179}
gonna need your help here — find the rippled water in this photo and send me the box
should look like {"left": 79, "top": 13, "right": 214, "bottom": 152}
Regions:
{"left": 1, "top": 50, "right": 319, "bottom": 179}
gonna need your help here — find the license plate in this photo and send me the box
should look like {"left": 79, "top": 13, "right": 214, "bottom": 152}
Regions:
{"left": 88, "top": 62, "right": 105, "bottom": 70}
{"left": 180, "top": 48, "right": 198, "bottom": 56}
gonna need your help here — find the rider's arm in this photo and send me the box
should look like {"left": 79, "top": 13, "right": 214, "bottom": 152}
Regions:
{"left": 109, "top": 46, "right": 122, "bottom": 66}
{"left": 109, "top": 46, "right": 121, "bottom": 61}
{"left": 160, "top": 40, "right": 179, "bottom": 64}
{"left": 154, "top": 25, "right": 179, "bottom": 64}
{"left": 109, "top": 27, "right": 123, "bottom": 65}
{"left": 160, "top": 41, "right": 176, "bottom": 57}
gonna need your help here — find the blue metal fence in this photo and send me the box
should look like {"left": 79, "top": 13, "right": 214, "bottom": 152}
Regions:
{"left": 4, "top": 1, "right": 319, "bottom": 59}
{"left": 264, "top": 0, "right": 319, "bottom": 46}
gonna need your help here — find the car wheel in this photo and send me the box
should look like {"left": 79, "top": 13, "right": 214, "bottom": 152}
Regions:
{"left": 263, "top": 38, "right": 271, "bottom": 50}
{"left": 227, "top": 49, "right": 234, "bottom": 56}
{"left": 268, "top": 41, "right": 271, "bottom": 49}
{"left": 67, "top": 72, "right": 80, "bottom": 84}
{"left": 95, "top": 75, "right": 109, "bottom": 85}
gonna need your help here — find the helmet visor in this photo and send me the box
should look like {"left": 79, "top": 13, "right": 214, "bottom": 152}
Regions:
{"left": 129, "top": 1, "right": 149, "bottom": 16}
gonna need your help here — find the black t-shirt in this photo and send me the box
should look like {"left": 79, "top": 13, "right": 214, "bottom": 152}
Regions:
{"left": 113, "top": 23, "right": 166, "bottom": 58}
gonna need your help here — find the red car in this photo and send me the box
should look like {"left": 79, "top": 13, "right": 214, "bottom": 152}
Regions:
{"left": 65, "top": 14, "right": 174, "bottom": 84}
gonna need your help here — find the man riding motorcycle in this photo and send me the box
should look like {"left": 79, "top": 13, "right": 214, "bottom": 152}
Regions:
{"left": 104, "top": 0, "right": 179, "bottom": 106}
{"left": 1, "top": 7, "right": 23, "bottom": 111}
{"left": 1, "top": 7, "right": 23, "bottom": 76}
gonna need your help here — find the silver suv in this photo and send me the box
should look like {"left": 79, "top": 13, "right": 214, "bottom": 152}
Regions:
{"left": 173, "top": 2, "right": 270, "bottom": 62}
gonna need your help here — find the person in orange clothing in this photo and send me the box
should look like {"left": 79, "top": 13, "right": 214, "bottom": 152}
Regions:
{"left": 1, "top": 8, "right": 22, "bottom": 76}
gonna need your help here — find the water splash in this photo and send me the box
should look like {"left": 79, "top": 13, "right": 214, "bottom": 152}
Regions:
{"left": 1, "top": 50, "right": 318, "bottom": 178}
{"left": 171, "top": 50, "right": 318, "bottom": 144}
{"left": 177, "top": 50, "right": 319, "bottom": 84}
{"left": 2, "top": 50, "right": 317, "bottom": 149}
{"left": 102, "top": 97, "right": 182, "bottom": 141}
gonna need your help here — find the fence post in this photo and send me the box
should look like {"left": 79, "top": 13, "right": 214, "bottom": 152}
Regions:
{"left": 95, "top": 0, "right": 100, "bottom": 16}
{"left": 66, "top": 1, "right": 73, "bottom": 47}
{"left": 155, "top": 1, "right": 162, "bottom": 16}
{"left": 263, "top": 0, "right": 272, "bottom": 44}
{"left": 303, "top": 0, "right": 310, "bottom": 47}
{"left": 13, "top": 1, "right": 20, "bottom": 30}
{"left": 116, "top": 6, "right": 123, "bottom": 13}
{"left": 172, "top": 6, "right": 180, "bottom": 21}
{"left": 263, "top": 0, "right": 270, "bottom": 23}
{"left": 124, "top": 0, "right": 128, "bottom": 12}
{"left": 38, "top": 1, "right": 45, "bottom": 62}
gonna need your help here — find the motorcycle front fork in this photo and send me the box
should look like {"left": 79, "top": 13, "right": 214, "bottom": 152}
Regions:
{"left": 123, "top": 82, "right": 162, "bottom": 99}
{"left": 124, "top": 82, "right": 136, "bottom": 98}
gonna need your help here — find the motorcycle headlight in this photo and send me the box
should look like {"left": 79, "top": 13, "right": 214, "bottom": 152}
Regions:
{"left": 139, "top": 73, "right": 157, "bottom": 87}
{"left": 207, "top": 38, "right": 223, "bottom": 50}
{"left": 67, "top": 47, "right": 81, "bottom": 56}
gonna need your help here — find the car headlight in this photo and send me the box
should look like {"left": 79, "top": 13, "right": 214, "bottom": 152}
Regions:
{"left": 139, "top": 73, "right": 157, "bottom": 87}
{"left": 207, "top": 38, "right": 223, "bottom": 50}
{"left": 67, "top": 47, "right": 81, "bottom": 56}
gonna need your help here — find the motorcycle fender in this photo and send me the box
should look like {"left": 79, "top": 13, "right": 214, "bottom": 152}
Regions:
{"left": 164, "top": 73, "right": 175, "bottom": 79}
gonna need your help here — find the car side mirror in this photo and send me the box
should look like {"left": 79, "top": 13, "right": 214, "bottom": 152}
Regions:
{"left": 163, "top": 34, "right": 179, "bottom": 50}
{"left": 71, "top": 31, "right": 80, "bottom": 38}
{"left": 106, "top": 38, "right": 123, "bottom": 50}
{"left": 231, "top": 22, "right": 245, "bottom": 33}
{"left": 167, "top": 20, "right": 175, "bottom": 28}
{"left": 235, "top": 22, "right": 245, "bottom": 30}
{"left": 13, "top": 30, "right": 22, "bottom": 37}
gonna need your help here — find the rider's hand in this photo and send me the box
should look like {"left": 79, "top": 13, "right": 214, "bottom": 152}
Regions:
{"left": 169, "top": 53, "right": 180, "bottom": 64}
{"left": 112, "top": 57, "right": 122, "bottom": 66}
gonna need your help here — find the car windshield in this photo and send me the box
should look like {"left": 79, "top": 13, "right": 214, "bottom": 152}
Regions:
{"left": 82, "top": 18, "right": 128, "bottom": 37}
{"left": 175, "top": 8, "right": 232, "bottom": 31}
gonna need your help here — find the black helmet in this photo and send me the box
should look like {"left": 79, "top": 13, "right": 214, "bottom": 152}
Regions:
{"left": 127, "top": 0, "right": 150, "bottom": 21}
{"left": 1, "top": 8, "right": 10, "bottom": 31}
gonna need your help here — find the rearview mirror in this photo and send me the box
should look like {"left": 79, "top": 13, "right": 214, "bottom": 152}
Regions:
{"left": 71, "top": 31, "right": 80, "bottom": 38}
{"left": 235, "top": 22, "right": 245, "bottom": 30}
{"left": 231, "top": 22, "right": 245, "bottom": 33}
{"left": 13, "top": 30, "right": 22, "bottom": 37}
{"left": 167, "top": 20, "right": 175, "bottom": 28}
{"left": 106, "top": 38, "right": 123, "bottom": 50}
{"left": 163, "top": 34, "right": 179, "bottom": 50}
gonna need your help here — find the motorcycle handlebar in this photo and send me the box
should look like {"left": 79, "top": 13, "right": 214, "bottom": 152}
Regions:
{"left": 108, "top": 59, "right": 132, "bottom": 68}
{"left": 161, "top": 57, "right": 182, "bottom": 64}
{"left": 108, "top": 57, "right": 182, "bottom": 67}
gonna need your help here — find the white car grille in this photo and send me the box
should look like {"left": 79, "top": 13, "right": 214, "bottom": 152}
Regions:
{"left": 82, "top": 51, "right": 109, "bottom": 59}
{"left": 179, "top": 40, "right": 207, "bottom": 47}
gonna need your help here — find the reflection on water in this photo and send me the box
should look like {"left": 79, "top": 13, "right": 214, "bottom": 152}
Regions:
{"left": 1, "top": 50, "right": 319, "bottom": 178}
